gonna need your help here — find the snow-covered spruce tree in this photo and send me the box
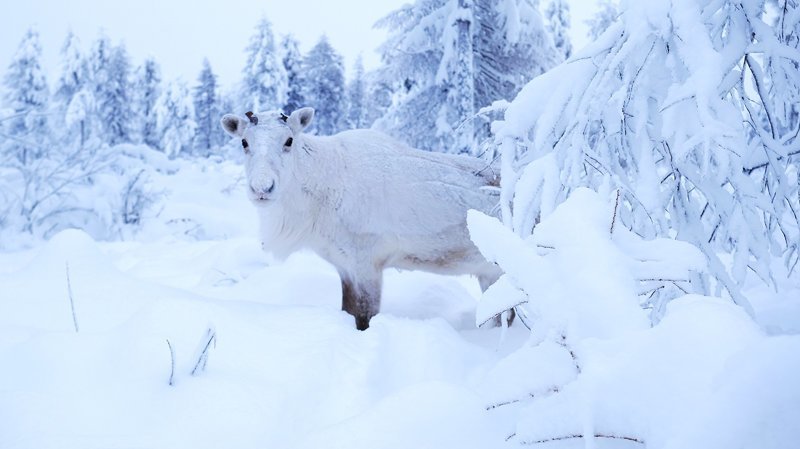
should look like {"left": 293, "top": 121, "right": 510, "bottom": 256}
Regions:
{"left": 131, "top": 57, "right": 162, "bottom": 147}
{"left": 1, "top": 27, "right": 50, "bottom": 166}
{"left": 472, "top": 0, "right": 558, "bottom": 113}
{"left": 54, "top": 31, "right": 88, "bottom": 114}
{"left": 482, "top": 0, "right": 800, "bottom": 320}
{"left": 544, "top": 0, "right": 572, "bottom": 60}
{"left": 280, "top": 35, "right": 305, "bottom": 114}
{"left": 1, "top": 27, "right": 49, "bottom": 232}
{"left": 301, "top": 35, "right": 347, "bottom": 135}
{"left": 442, "top": 0, "right": 476, "bottom": 154}
{"left": 586, "top": 0, "right": 618, "bottom": 40}
{"left": 193, "top": 58, "right": 222, "bottom": 155}
{"left": 54, "top": 31, "right": 94, "bottom": 149}
{"left": 374, "top": 0, "right": 558, "bottom": 153}
{"left": 345, "top": 56, "right": 369, "bottom": 129}
{"left": 155, "top": 80, "right": 196, "bottom": 159}
{"left": 241, "top": 17, "right": 287, "bottom": 112}
{"left": 363, "top": 70, "right": 395, "bottom": 128}
{"left": 64, "top": 89, "right": 96, "bottom": 151}
{"left": 90, "top": 36, "right": 133, "bottom": 144}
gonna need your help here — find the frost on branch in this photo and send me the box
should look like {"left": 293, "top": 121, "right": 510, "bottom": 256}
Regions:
{"left": 491, "top": 0, "right": 800, "bottom": 313}
{"left": 469, "top": 188, "right": 704, "bottom": 337}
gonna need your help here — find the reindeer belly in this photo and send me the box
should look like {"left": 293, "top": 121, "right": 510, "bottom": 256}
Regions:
{"left": 381, "top": 231, "right": 488, "bottom": 276}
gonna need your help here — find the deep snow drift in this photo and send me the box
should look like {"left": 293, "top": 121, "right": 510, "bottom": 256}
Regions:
{"left": 0, "top": 159, "right": 798, "bottom": 449}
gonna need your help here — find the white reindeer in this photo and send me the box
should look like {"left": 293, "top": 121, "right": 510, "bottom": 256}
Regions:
{"left": 221, "top": 108, "right": 502, "bottom": 330}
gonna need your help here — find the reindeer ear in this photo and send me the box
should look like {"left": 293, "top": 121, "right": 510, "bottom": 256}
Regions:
{"left": 287, "top": 107, "right": 314, "bottom": 133}
{"left": 221, "top": 114, "right": 248, "bottom": 137}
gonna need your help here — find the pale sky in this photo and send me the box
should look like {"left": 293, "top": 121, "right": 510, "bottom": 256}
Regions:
{"left": 1, "top": 0, "right": 599, "bottom": 90}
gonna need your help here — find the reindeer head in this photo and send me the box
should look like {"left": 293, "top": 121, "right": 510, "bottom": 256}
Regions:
{"left": 220, "top": 107, "right": 314, "bottom": 204}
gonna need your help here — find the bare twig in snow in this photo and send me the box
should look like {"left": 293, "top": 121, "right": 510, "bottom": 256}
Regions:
{"left": 191, "top": 327, "right": 217, "bottom": 376}
{"left": 65, "top": 262, "right": 79, "bottom": 333}
{"left": 558, "top": 334, "right": 581, "bottom": 374}
{"left": 485, "top": 386, "right": 560, "bottom": 411}
{"left": 520, "top": 433, "right": 645, "bottom": 445}
{"left": 166, "top": 339, "right": 175, "bottom": 386}
{"left": 610, "top": 189, "right": 621, "bottom": 234}
{"left": 477, "top": 300, "right": 528, "bottom": 328}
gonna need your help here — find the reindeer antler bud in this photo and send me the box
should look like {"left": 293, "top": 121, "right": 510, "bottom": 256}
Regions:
{"left": 245, "top": 111, "right": 258, "bottom": 125}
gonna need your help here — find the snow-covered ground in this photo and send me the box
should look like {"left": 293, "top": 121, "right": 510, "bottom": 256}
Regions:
{"left": 1, "top": 158, "right": 798, "bottom": 448}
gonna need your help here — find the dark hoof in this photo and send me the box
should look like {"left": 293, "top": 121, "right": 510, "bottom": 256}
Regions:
{"left": 355, "top": 315, "right": 370, "bottom": 331}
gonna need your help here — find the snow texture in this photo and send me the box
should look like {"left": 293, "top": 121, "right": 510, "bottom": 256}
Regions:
{"left": 0, "top": 172, "right": 796, "bottom": 449}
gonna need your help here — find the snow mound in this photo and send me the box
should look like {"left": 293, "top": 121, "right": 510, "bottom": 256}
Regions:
{"left": 469, "top": 188, "right": 650, "bottom": 340}
{"left": 297, "top": 381, "right": 499, "bottom": 449}
{"left": 512, "top": 295, "right": 794, "bottom": 448}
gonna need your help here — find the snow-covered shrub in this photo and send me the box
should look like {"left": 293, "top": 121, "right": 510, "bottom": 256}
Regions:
{"left": 489, "top": 0, "right": 800, "bottom": 316}
{"left": 0, "top": 142, "right": 164, "bottom": 248}
{"left": 466, "top": 2, "right": 800, "bottom": 445}
{"left": 470, "top": 188, "right": 704, "bottom": 337}
{"left": 470, "top": 188, "right": 799, "bottom": 448}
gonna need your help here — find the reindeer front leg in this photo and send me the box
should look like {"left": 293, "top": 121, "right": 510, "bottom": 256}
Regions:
{"left": 340, "top": 271, "right": 382, "bottom": 330}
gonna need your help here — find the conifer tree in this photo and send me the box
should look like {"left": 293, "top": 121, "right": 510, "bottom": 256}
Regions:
{"left": 2, "top": 27, "right": 50, "bottom": 165}
{"left": 242, "top": 17, "right": 287, "bottom": 112}
{"left": 131, "top": 57, "right": 162, "bottom": 147}
{"left": 345, "top": 56, "right": 368, "bottom": 129}
{"left": 281, "top": 35, "right": 305, "bottom": 113}
{"left": 586, "top": 0, "right": 618, "bottom": 40}
{"left": 90, "top": 35, "right": 133, "bottom": 144}
{"left": 545, "top": 0, "right": 572, "bottom": 60}
{"left": 155, "top": 80, "right": 196, "bottom": 159}
{"left": 54, "top": 31, "right": 93, "bottom": 148}
{"left": 54, "top": 31, "right": 88, "bottom": 112}
{"left": 301, "top": 36, "right": 347, "bottom": 135}
{"left": 374, "top": 0, "right": 559, "bottom": 153}
{"left": 193, "top": 58, "right": 222, "bottom": 154}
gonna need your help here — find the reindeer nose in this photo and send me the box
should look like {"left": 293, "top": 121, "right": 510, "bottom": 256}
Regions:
{"left": 251, "top": 181, "right": 275, "bottom": 197}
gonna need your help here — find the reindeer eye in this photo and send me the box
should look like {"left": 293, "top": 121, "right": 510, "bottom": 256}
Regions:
{"left": 241, "top": 139, "right": 249, "bottom": 153}
{"left": 284, "top": 137, "right": 293, "bottom": 147}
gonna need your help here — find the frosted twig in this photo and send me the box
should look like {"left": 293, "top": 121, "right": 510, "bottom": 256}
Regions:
{"left": 477, "top": 300, "right": 528, "bottom": 328}
{"left": 610, "top": 189, "right": 621, "bottom": 234}
{"left": 514, "top": 306, "right": 533, "bottom": 331}
{"left": 166, "top": 339, "right": 175, "bottom": 386}
{"left": 191, "top": 327, "right": 216, "bottom": 376}
{"left": 485, "top": 386, "right": 560, "bottom": 411}
{"left": 638, "top": 278, "right": 690, "bottom": 283}
{"left": 485, "top": 398, "right": 520, "bottom": 410}
{"left": 65, "top": 263, "right": 79, "bottom": 333}
{"left": 520, "top": 433, "right": 644, "bottom": 445}
{"left": 558, "top": 334, "right": 581, "bottom": 374}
